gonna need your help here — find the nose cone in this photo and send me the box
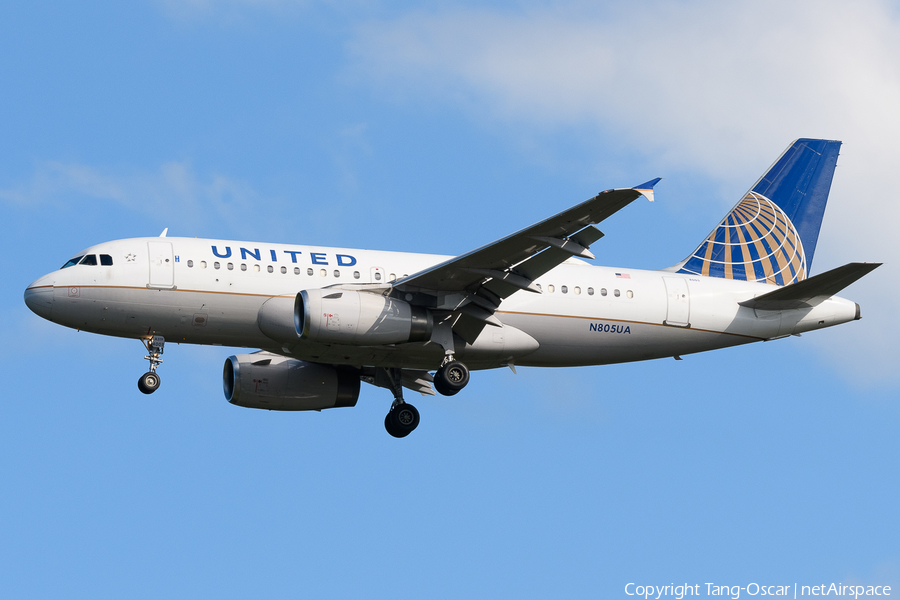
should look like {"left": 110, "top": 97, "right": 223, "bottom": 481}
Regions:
{"left": 24, "top": 277, "right": 54, "bottom": 320}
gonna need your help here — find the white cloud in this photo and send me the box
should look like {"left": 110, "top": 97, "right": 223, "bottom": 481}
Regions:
{"left": 347, "top": 0, "right": 900, "bottom": 384}
{"left": 0, "top": 160, "right": 271, "bottom": 238}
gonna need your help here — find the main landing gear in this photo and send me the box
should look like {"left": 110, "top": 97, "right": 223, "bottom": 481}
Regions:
{"left": 385, "top": 402, "right": 420, "bottom": 439}
{"left": 433, "top": 358, "right": 469, "bottom": 396}
{"left": 138, "top": 335, "right": 165, "bottom": 394}
{"left": 379, "top": 357, "right": 471, "bottom": 438}
{"left": 381, "top": 367, "right": 420, "bottom": 438}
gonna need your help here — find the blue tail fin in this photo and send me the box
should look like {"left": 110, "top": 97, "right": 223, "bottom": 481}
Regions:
{"left": 674, "top": 138, "right": 841, "bottom": 285}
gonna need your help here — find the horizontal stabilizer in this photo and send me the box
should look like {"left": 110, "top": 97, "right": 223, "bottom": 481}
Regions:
{"left": 739, "top": 262, "right": 881, "bottom": 310}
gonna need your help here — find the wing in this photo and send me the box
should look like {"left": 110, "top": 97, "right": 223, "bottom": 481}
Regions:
{"left": 393, "top": 180, "right": 659, "bottom": 343}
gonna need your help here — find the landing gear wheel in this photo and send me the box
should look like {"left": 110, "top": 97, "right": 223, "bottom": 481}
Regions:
{"left": 433, "top": 372, "right": 459, "bottom": 396}
{"left": 385, "top": 403, "right": 420, "bottom": 438}
{"left": 434, "top": 360, "right": 469, "bottom": 396}
{"left": 138, "top": 371, "right": 161, "bottom": 394}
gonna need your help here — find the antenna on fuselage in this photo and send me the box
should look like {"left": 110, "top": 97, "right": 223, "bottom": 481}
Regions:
{"left": 159, "top": 228, "right": 168, "bottom": 237}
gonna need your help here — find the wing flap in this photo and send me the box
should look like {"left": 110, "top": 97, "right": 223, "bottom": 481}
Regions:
{"left": 401, "top": 370, "right": 436, "bottom": 396}
{"left": 570, "top": 225, "right": 605, "bottom": 248}
{"left": 530, "top": 235, "right": 595, "bottom": 259}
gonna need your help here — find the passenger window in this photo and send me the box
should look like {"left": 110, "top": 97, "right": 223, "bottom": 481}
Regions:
{"left": 227, "top": 263, "right": 234, "bottom": 270}
{"left": 627, "top": 290, "right": 633, "bottom": 299}
{"left": 536, "top": 283, "right": 542, "bottom": 291}
{"left": 548, "top": 284, "right": 555, "bottom": 293}
{"left": 267, "top": 265, "right": 273, "bottom": 273}
{"left": 588, "top": 287, "right": 594, "bottom": 295}
{"left": 614, "top": 289, "right": 620, "bottom": 297}
{"left": 334, "top": 270, "right": 340, "bottom": 278}
{"left": 293, "top": 267, "right": 300, "bottom": 275}
{"left": 389, "top": 273, "right": 396, "bottom": 282}
{"left": 200, "top": 261, "right": 207, "bottom": 269}
{"left": 79, "top": 255, "right": 97, "bottom": 266}
{"left": 214, "top": 262, "right": 220, "bottom": 270}
{"left": 60, "top": 256, "right": 84, "bottom": 269}
{"left": 375, "top": 272, "right": 382, "bottom": 281}
{"left": 240, "top": 264, "right": 247, "bottom": 271}
{"left": 353, "top": 271, "right": 360, "bottom": 279}
{"left": 561, "top": 285, "right": 568, "bottom": 294}
{"left": 320, "top": 269, "right": 327, "bottom": 277}
{"left": 574, "top": 286, "right": 581, "bottom": 295}
{"left": 100, "top": 254, "right": 113, "bottom": 266}
{"left": 307, "top": 268, "right": 313, "bottom": 276}
{"left": 254, "top": 265, "right": 261, "bottom": 272}
{"left": 600, "top": 288, "right": 607, "bottom": 296}
{"left": 187, "top": 260, "right": 194, "bottom": 268}
{"left": 281, "top": 266, "right": 287, "bottom": 274}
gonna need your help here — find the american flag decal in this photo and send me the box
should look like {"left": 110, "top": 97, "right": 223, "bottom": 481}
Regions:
{"left": 615, "top": 273, "right": 631, "bottom": 279}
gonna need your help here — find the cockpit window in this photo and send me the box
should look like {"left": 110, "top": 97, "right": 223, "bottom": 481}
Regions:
{"left": 79, "top": 255, "right": 98, "bottom": 266}
{"left": 60, "top": 256, "right": 84, "bottom": 269}
{"left": 100, "top": 254, "right": 113, "bottom": 266}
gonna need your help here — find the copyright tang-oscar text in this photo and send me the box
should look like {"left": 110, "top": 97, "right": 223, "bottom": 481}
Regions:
{"left": 624, "top": 582, "right": 892, "bottom": 599}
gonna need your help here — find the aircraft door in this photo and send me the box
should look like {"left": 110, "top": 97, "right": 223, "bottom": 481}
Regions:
{"left": 370, "top": 267, "right": 384, "bottom": 284}
{"left": 148, "top": 241, "right": 175, "bottom": 289}
{"left": 663, "top": 277, "right": 690, "bottom": 327}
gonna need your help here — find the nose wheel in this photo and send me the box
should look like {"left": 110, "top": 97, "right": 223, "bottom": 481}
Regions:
{"left": 138, "top": 371, "right": 161, "bottom": 394}
{"left": 138, "top": 335, "right": 165, "bottom": 395}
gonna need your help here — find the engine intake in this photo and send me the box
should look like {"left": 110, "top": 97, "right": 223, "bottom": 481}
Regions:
{"left": 223, "top": 353, "right": 360, "bottom": 411}
{"left": 296, "top": 289, "right": 432, "bottom": 345}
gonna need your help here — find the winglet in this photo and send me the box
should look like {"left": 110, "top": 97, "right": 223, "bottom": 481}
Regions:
{"left": 633, "top": 178, "right": 661, "bottom": 202}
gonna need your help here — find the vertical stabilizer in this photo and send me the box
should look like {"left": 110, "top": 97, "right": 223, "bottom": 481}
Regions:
{"left": 674, "top": 139, "right": 841, "bottom": 285}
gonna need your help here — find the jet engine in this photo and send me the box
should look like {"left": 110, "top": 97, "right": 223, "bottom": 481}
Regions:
{"left": 223, "top": 353, "right": 360, "bottom": 411}
{"left": 296, "top": 289, "right": 432, "bottom": 345}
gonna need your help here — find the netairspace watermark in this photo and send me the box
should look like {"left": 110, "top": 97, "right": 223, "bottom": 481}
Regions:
{"left": 624, "top": 583, "right": 892, "bottom": 599}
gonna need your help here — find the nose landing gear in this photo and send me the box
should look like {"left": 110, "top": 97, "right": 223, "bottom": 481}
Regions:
{"left": 138, "top": 371, "right": 161, "bottom": 394}
{"left": 138, "top": 335, "right": 165, "bottom": 394}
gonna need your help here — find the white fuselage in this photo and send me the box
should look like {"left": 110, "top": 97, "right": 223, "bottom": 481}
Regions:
{"left": 24, "top": 236, "right": 860, "bottom": 371}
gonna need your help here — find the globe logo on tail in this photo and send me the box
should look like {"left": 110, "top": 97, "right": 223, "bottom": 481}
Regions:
{"left": 678, "top": 191, "right": 807, "bottom": 286}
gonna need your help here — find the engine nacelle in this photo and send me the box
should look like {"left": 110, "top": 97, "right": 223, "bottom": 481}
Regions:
{"left": 257, "top": 296, "right": 301, "bottom": 343}
{"left": 296, "top": 289, "right": 432, "bottom": 345}
{"left": 223, "top": 353, "right": 360, "bottom": 411}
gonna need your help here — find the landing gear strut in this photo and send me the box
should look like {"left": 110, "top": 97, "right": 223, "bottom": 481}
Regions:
{"left": 433, "top": 358, "right": 469, "bottom": 396}
{"left": 138, "top": 335, "right": 165, "bottom": 394}
{"left": 381, "top": 367, "right": 420, "bottom": 438}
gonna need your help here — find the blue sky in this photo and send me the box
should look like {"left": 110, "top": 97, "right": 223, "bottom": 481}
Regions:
{"left": 2, "top": 1, "right": 899, "bottom": 598}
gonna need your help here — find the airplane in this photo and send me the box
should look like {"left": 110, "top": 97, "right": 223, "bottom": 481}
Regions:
{"left": 23, "top": 138, "right": 880, "bottom": 437}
